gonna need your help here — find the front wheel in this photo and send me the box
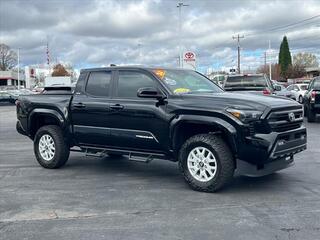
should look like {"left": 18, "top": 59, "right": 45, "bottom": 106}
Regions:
{"left": 298, "top": 95, "right": 303, "bottom": 104}
{"left": 34, "top": 125, "right": 70, "bottom": 168}
{"left": 178, "top": 134, "right": 235, "bottom": 192}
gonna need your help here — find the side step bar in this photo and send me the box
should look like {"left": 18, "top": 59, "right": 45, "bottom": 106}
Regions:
{"left": 71, "top": 146, "right": 169, "bottom": 163}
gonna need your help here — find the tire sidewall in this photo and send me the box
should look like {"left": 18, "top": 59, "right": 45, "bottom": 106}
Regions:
{"left": 180, "top": 140, "right": 222, "bottom": 189}
{"left": 34, "top": 126, "right": 67, "bottom": 168}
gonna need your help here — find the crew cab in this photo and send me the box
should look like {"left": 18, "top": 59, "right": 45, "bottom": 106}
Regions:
{"left": 16, "top": 66, "right": 307, "bottom": 192}
{"left": 303, "top": 77, "right": 320, "bottom": 122}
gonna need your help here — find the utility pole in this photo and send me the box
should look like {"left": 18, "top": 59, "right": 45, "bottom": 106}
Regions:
{"left": 264, "top": 51, "right": 267, "bottom": 70}
{"left": 232, "top": 34, "right": 244, "bottom": 73}
{"left": 177, "top": 2, "right": 189, "bottom": 68}
{"left": 17, "top": 48, "right": 20, "bottom": 90}
{"left": 268, "top": 40, "right": 272, "bottom": 80}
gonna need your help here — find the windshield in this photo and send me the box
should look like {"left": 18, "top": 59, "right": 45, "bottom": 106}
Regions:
{"left": 153, "top": 69, "right": 223, "bottom": 94}
{"left": 224, "top": 75, "right": 269, "bottom": 90}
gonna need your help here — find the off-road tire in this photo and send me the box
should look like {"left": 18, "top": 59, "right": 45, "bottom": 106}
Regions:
{"left": 178, "top": 134, "right": 235, "bottom": 192}
{"left": 34, "top": 125, "right": 70, "bottom": 169}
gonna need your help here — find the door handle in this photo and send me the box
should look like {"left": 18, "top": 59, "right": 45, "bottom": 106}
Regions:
{"left": 73, "top": 102, "right": 86, "bottom": 108}
{"left": 110, "top": 104, "right": 124, "bottom": 110}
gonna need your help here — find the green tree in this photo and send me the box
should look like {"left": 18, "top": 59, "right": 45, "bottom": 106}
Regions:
{"left": 278, "top": 36, "right": 292, "bottom": 79}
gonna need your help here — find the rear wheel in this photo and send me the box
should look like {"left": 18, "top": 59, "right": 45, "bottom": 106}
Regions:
{"left": 178, "top": 134, "right": 235, "bottom": 192}
{"left": 34, "top": 125, "right": 70, "bottom": 168}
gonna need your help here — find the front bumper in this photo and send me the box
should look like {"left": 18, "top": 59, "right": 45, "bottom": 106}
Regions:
{"left": 236, "top": 126, "right": 306, "bottom": 174}
{"left": 16, "top": 121, "right": 27, "bottom": 136}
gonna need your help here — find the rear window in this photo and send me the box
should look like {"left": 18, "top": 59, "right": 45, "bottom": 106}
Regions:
{"left": 300, "top": 85, "right": 307, "bottom": 90}
{"left": 224, "top": 76, "right": 268, "bottom": 89}
{"left": 86, "top": 71, "right": 111, "bottom": 97}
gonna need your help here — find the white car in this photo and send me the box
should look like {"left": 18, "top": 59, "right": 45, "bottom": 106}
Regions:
{"left": 286, "top": 84, "right": 308, "bottom": 103}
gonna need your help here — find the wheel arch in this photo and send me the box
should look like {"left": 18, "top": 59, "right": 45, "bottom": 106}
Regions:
{"left": 170, "top": 115, "right": 238, "bottom": 159}
{"left": 28, "top": 109, "right": 66, "bottom": 139}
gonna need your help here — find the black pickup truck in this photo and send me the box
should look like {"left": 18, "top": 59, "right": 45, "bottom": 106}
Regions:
{"left": 16, "top": 66, "right": 307, "bottom": 192}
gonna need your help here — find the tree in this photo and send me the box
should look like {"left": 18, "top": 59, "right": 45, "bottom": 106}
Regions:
{"left": 293, "top": 52, "right": 319, "bottom": 68}
{"left": 51, "top": 63, "right": 70, "bottom": 76}
{"left": 278, "top": 36, "right": 292, "bottom": 79}
{"left": 288, "top": 64, "right": 306, "bottom": 78}
{"left": 256, "top": 63, "right": 281, "bottom": 80}
{"left": 0, "top": 43, "right": 17, "bottom": 71}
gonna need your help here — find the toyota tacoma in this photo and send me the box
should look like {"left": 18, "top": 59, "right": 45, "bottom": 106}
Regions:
{"left": 16, "top": 66, "right": 307, "bottom": 192}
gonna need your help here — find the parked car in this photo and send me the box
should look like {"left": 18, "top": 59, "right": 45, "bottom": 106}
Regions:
{"left": 16, "top": 66, "right": 306, "bottom": 192}
{"left": 0, "top": 91, "right": 12, "bottom": 103}
{"left": 223, "top": 74, "right": 275, "bottom": 95}
{"left": 303, "top": 77, "right": 320, "bottom": 122}
{"left": 273, "top": 84, "right": 296, "bottom": 100}
{"left": 287, "top": 84, "right": 308, "bottom": 103}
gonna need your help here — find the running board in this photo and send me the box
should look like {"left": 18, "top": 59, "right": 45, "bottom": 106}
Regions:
{"left": 77, "top": 145, "right": 168, "bottom": 162}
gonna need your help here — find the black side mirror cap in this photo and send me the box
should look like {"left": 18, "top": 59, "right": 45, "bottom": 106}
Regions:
{"left": 137, "top": 87, "right": 164, "bottom": 100}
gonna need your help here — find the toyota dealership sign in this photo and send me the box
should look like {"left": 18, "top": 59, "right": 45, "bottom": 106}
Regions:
{"left": 183, "top": 51, "right": 196, "bottom": 70}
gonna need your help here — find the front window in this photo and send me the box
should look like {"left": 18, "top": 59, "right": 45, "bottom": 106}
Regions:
{"left": 153, "top": 69, "right": 222, "bottom": 95}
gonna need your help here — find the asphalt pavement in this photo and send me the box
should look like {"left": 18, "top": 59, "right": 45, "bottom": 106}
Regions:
{"left": 0, "top": 103, "right": 320, "bottom": 240}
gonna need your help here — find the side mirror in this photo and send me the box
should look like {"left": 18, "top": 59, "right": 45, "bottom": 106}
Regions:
{"left": 274, "top": 85, "right": 281, "bottom": 91}
{"left": 137, "top": 87, "right": 164, "bottom": 99}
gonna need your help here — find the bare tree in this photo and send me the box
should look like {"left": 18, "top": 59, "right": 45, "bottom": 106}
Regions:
{"left": 293, "top": 52, "right": 319, "bottom": 68}
{"left": 0, "top": 43, "right": 17, "bottom": 71}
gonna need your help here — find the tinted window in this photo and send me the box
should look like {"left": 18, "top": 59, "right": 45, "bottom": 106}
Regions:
{"left": 224, "top": 76, "right": 269, "bottom": 89}
{"left": 86, "top": 71, "right": 111, "bottom": 97}
{"left": 117, "top": 71, "right": 156, "bottom": 98}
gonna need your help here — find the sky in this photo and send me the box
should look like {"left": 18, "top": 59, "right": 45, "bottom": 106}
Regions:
{"left": 1, "top": 0, "right": 320, "bottom": 73}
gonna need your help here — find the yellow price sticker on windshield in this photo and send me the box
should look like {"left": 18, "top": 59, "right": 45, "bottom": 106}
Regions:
{"left": 152, "top": 69, "right": 166, "bottom": 80}
{"left": 174, "top": 88, "right": 191, "bottom": 94}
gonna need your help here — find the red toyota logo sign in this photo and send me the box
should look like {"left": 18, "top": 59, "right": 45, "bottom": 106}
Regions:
{"left": 184, "top": 52, "right": 194, "bottom": 59}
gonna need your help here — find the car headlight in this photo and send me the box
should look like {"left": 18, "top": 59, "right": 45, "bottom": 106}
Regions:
{"left": 226, "top": 108, "right": 263, "bottom": 123}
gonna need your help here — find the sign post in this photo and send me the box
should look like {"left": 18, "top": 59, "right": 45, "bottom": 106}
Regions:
{"left": 183, "top": 51, "right": 196, "bottom": 70}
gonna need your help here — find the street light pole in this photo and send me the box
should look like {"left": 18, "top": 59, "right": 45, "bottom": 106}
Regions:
{"left": 268, "top": 40, "right": 272, "bottom": 80}
{"left": 17, "top": 47, "right": 20, "bottom": 90}
{"left": 177, "top": 2, "right": 188, "bottom": 68}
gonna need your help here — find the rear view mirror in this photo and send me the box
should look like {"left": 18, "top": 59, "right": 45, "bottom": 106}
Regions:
{"left": 137, "top": 87, "right": 164, "bottom": 99}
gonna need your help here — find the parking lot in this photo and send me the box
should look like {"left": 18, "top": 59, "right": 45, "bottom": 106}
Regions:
{"left": 0, "top": 103, "right": 319, "bottom": 240}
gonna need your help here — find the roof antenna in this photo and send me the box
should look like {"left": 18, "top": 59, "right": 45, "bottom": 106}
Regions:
{"left": 110, "top": 64, "right": 116, "bottom": 67}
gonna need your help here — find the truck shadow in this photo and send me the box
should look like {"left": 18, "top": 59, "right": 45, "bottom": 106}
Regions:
{"left": 67, "top": 154, "right": 288, "bottom": 193}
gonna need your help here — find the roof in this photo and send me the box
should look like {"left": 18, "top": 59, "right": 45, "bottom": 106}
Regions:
{"left": 80, "top": 65, "right": 191, "bottom": 72}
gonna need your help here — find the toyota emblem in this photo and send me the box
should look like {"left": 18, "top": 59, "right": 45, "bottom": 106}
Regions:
{"left": 288, "top": 112, "right": 295, "bottom": 122}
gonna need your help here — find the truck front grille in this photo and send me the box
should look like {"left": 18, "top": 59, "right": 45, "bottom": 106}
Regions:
{"left": 267, "top": 106, "right": 303, "bottom": 132}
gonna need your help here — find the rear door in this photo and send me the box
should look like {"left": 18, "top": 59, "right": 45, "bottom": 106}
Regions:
{"left": 71, "top": 70, "right": 115, "bottom": 146}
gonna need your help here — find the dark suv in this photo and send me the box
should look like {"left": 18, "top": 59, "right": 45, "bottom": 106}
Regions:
{"left": 223, "top": 74, "right": 275, "bottom": 95}
{"left": 304, "top": 77, "right": 320, "bottom": 122}
{"left": 16, "top": 66, "right": 307, "bottom": 192}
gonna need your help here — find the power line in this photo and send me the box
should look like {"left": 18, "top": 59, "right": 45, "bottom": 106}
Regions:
{"left": 246, "top": 14, "right": 320, "bottom": 37}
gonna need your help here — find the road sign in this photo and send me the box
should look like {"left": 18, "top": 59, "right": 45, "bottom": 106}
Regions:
{"left": 183, "top": 51, "right": 196, "bottom": 70}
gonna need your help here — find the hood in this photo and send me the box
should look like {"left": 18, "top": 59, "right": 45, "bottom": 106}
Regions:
{"left": 177, "top": 92, "right": 300, "bottom": 112}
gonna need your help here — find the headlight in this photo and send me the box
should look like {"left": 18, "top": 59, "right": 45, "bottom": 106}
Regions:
{"left": 226, "top": 108, "right": 262, "bottom": 123}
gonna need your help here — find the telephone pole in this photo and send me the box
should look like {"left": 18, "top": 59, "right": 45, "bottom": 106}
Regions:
{"left": 232, "top": 34, "right": 244, "bottom": 73}
{"left": 177, "top": 2, "right": 189, "bottom": 68}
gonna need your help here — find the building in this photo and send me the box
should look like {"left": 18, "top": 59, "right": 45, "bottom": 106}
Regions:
{"left": 0, "top": 70, "right": 25, "bottom": 88}
{"left": 305, "top": 67, "right": 320, "bottom": 78}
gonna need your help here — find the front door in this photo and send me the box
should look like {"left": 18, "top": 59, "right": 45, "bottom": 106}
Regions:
{"left": 107, "top": 70, "right": 169, "bottom": 152}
